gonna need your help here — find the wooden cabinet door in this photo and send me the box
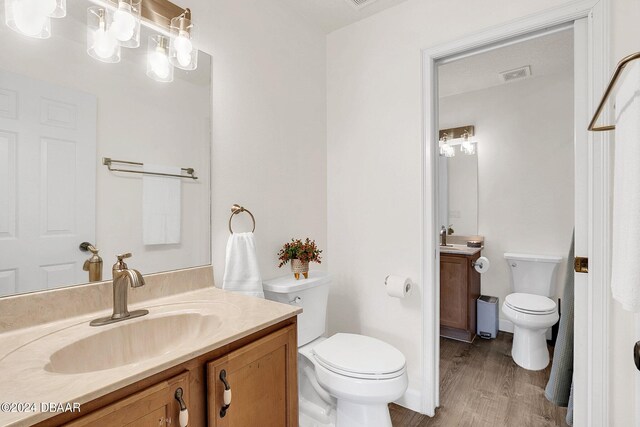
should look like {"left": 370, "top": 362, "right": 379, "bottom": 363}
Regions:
{"left": 207, "top": 325, "right": 298, "bottom": 427}
{"left": 64, "top": 373, "right": 189, "bottom": 427}
{"left": 440, "top": 254, "right": 468, "bottom": 330}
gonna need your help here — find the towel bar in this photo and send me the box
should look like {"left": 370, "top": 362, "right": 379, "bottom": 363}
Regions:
{"left": 103, "top": 157, "right": 198, "bottom": 180}
{"left": 588, "top": 51, "right": 640, "bottom": 132}
{"left": 228, "top": 204, "right": 256, "bottom": 234}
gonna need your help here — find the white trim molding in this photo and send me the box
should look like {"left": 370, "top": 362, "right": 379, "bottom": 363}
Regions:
{"left": 421, "top": 0, "right": 609, "bottom": 420}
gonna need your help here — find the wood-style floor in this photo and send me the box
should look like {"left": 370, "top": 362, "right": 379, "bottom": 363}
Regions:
{"left": 390, "top": 333, "right": 568, "bottom": 427}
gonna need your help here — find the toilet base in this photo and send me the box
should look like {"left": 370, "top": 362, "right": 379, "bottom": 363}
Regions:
{"left": 337, "top": 400, "right": 392, "bottom": 427}
{"left": 511, "top": 325, "right": 550, "bottom": 371}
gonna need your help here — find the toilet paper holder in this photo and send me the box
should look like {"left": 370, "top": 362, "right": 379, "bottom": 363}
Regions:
{"left": 472, "top": 259, "right": 486, "bottom": 269}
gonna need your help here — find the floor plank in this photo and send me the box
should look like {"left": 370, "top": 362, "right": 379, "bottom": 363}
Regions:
{"left": 390, "top": 334, "right": 568, "bottom": 427}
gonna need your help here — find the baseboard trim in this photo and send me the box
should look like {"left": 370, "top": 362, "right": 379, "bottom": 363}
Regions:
{"left": 394, "top": 387, "right": 422, "bottom": 413}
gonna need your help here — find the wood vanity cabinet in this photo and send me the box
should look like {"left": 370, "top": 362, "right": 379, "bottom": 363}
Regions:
{"left": 207, "top": 326, "right": 297, "bottom": 426}
{"left": 440, "top": 252, "right": 481, "bottom": 342}
{"left": 36, "top": 318, "right": 298, "bottom": 427}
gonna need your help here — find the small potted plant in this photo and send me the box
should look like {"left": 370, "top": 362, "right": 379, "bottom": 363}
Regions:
{"left": 277, "top": 238, "right": 322, "bottom": 280}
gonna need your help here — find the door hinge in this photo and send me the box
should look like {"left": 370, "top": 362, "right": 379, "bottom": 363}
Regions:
{"left": 574, "top": 256, "right": 589, "bottom": 273}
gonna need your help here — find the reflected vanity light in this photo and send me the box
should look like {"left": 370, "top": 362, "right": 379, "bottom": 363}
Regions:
{"left": 439, "top": 125, "right": 478, "bottom": 157}
{"left": 4, "top": 0, "right": 66, "bottom": 39}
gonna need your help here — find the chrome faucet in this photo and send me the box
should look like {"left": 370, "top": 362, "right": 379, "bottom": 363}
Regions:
{"left": 440, "top": 226, "right": 447, "bottom": 246}
{"left": 90, "top": 253, "right": 148, "bottom": 326}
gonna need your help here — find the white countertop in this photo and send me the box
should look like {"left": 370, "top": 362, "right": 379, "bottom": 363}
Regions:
{"left": 439, "top": 244, "right": 483, "bottom": 256}
{"left": 0, "top": 287, "right": 301, "bottom": 426}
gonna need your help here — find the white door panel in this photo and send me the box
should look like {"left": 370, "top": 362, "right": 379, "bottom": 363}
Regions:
{"left": 0, "top": 70, "right": 96, "bottom": 295}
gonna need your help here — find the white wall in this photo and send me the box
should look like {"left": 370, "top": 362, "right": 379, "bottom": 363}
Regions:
{"left": 439, "top": 71, "right": 574, "bottom": 321}
{"left": 610, "top": 0, "right": 640, "bottom": 425}
{"left": 326, "top": 0, "right": 582, "bottom": 408}
{"left": 185, "top": 0, "right": 328, "bottom": 285}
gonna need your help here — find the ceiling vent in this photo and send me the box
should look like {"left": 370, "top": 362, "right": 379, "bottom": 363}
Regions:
{"left": 344, "top": 0, "right": 380, "bottom": 10}
{"left": 499, "top": 65, "right": 532, "bottom": 83}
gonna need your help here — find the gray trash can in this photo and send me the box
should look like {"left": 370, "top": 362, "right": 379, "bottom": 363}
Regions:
{"left": 477, "top": 295, "right": 499, "bottom": 339}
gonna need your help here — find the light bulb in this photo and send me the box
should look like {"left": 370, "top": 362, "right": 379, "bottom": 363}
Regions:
{"left": 12, "top": 0, "right": 48, "bottom": 36}
{"left": 112, "top": 2, "right": 136, "bottom": 42}
{"left": 92, "top": 24, "right": 117, "bottom": 59}
{"left": 173, "top": 31, "right": 193, "bottom": 67}
{"left": 149, "top": 48, "right": 170, "bottom": 79}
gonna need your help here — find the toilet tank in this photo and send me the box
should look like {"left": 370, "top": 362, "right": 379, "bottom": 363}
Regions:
{"left": 263, "top": 271, "right": 330, "bottom": 346}
{"left": 504, "top": 253, "right": 562, "bottom": 297}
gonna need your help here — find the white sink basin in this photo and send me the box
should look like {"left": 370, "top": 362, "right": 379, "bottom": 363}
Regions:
{"left": 45, "top": 310, "right": 221, "bottom": 374}
{"left": 0, "top": 302, "right": 239, "bottom": 376}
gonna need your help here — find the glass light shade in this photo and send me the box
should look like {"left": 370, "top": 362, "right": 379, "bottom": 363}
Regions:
{"left": 147, "top": 35, "right": 174, "bottom": 82}
{"left": 440, "top": 142, "right": 455, "bottom": 158}
{"left": 111, "top": 0, "right": 140, "bottom": 48}
{"left": 169, "top": 13, "right": 198, "bottom": 70}
{"left": 87, "top": 7, "right": 121, "bottom": 64}
{"left": 5, "top": 0, "right": 52, "bottom": 39}
{"left": 461, "top": 140, "right": 476, "bottom": 155}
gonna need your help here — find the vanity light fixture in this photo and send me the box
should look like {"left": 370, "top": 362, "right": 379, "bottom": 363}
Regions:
{"left": 439, "top": 125, "right": 477, "bottom": 157}
{"left": 169, "top": 8, "right": 197, "bottom": 70}
{"left": 87, "top": 6, "right": 121, "bottom": 63}
{"left": 147, "top": 35, "right": 174, "bottom": 82}
{"left": 4, "top": 0, "right": 199, "bottom": 82}
{"left": 4, "top": 0, "right": 66, "bottom": 39}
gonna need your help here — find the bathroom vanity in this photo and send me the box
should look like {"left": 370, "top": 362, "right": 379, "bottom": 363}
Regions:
{"left": 440, "top": 247, "right": 482, "bottom": 342}
{"left": 0, "top": 268, "right": 301, "bottom": 427}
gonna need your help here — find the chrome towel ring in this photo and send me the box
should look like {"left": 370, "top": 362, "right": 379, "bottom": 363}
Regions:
{"left": 228, "top": 204, "right": 256, "bottom": 234}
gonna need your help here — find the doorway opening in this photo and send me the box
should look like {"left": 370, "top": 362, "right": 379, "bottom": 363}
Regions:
{"left": 434, "top": 27, "right": 575, "bottom": 425}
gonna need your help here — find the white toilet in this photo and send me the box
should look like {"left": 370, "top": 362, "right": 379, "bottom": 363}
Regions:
{"left": 502, "top": 253, "right": 562, "bottom": 371}
{"left": 263, "top": 272, "right": 408, "bottom": 427}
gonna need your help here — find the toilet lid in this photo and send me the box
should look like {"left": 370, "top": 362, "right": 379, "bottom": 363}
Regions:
{"left": 505, "top": 293, "right": 556, "bottom": 315}
{"left": 312, "top": 333, "right": 406, "bottom": 379}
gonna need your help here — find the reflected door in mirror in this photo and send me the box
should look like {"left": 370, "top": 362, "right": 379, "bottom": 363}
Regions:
{"left": 0, "top": 70, "right": 97, "bottom": 296}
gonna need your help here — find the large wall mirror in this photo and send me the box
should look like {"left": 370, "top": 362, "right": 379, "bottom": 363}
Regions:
{"left": 0, "top": 0, "right": 211, "bottom": 297}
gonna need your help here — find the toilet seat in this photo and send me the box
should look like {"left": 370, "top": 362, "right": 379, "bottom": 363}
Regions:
{"left": 505, "top": 293, "right": 556, "bottom": 315}
{"left": 312, "top": 333, "right": 406, "bottom": 380}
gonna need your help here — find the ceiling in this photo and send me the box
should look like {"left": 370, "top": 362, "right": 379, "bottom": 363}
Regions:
{"left": 278, "top": 0, "right": 410, "bottom": 33}
{"left": 438, "top": 29, "right": 574, "bottom": 98}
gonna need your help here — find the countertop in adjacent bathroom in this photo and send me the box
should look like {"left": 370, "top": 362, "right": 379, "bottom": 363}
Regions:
{"left": 439, "top": 244, "right": 483, "bottom": 256}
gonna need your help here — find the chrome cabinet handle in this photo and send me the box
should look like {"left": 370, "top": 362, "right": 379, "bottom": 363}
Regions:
{"left": 174, "top": 388, "right": 188, "bottom": 427}
{"left": 219, "top": 370, "right": 232, "bottom": 418}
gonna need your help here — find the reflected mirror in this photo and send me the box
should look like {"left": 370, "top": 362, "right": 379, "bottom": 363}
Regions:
{"left": 0, "top": 0, "right": 211, "bottom": 296}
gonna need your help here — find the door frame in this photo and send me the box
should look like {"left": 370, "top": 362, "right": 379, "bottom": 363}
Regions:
{"left": 420, "top": 0, "right": 611, "bottom": 423}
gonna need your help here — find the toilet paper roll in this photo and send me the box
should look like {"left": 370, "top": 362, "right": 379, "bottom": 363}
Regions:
{"left": 474, "top": 256, "right": 491, "bottom": 273}
{"left": 385, "top": 275, "right": 412, "bottom": 298}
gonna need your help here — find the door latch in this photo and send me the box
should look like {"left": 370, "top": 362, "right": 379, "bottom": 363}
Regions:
{"left": 574, "top": 256, "right": 589, "bottom": 273}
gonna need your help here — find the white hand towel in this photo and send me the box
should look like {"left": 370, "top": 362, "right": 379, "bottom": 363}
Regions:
{"left": 143, "top": 164, "right": 181, "bottom": 245}
{"left": 222, "top": 232, "right": 264, "bottom": 298}
{"left": 611, "top": 61, "right": 640, "bottom": 311}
